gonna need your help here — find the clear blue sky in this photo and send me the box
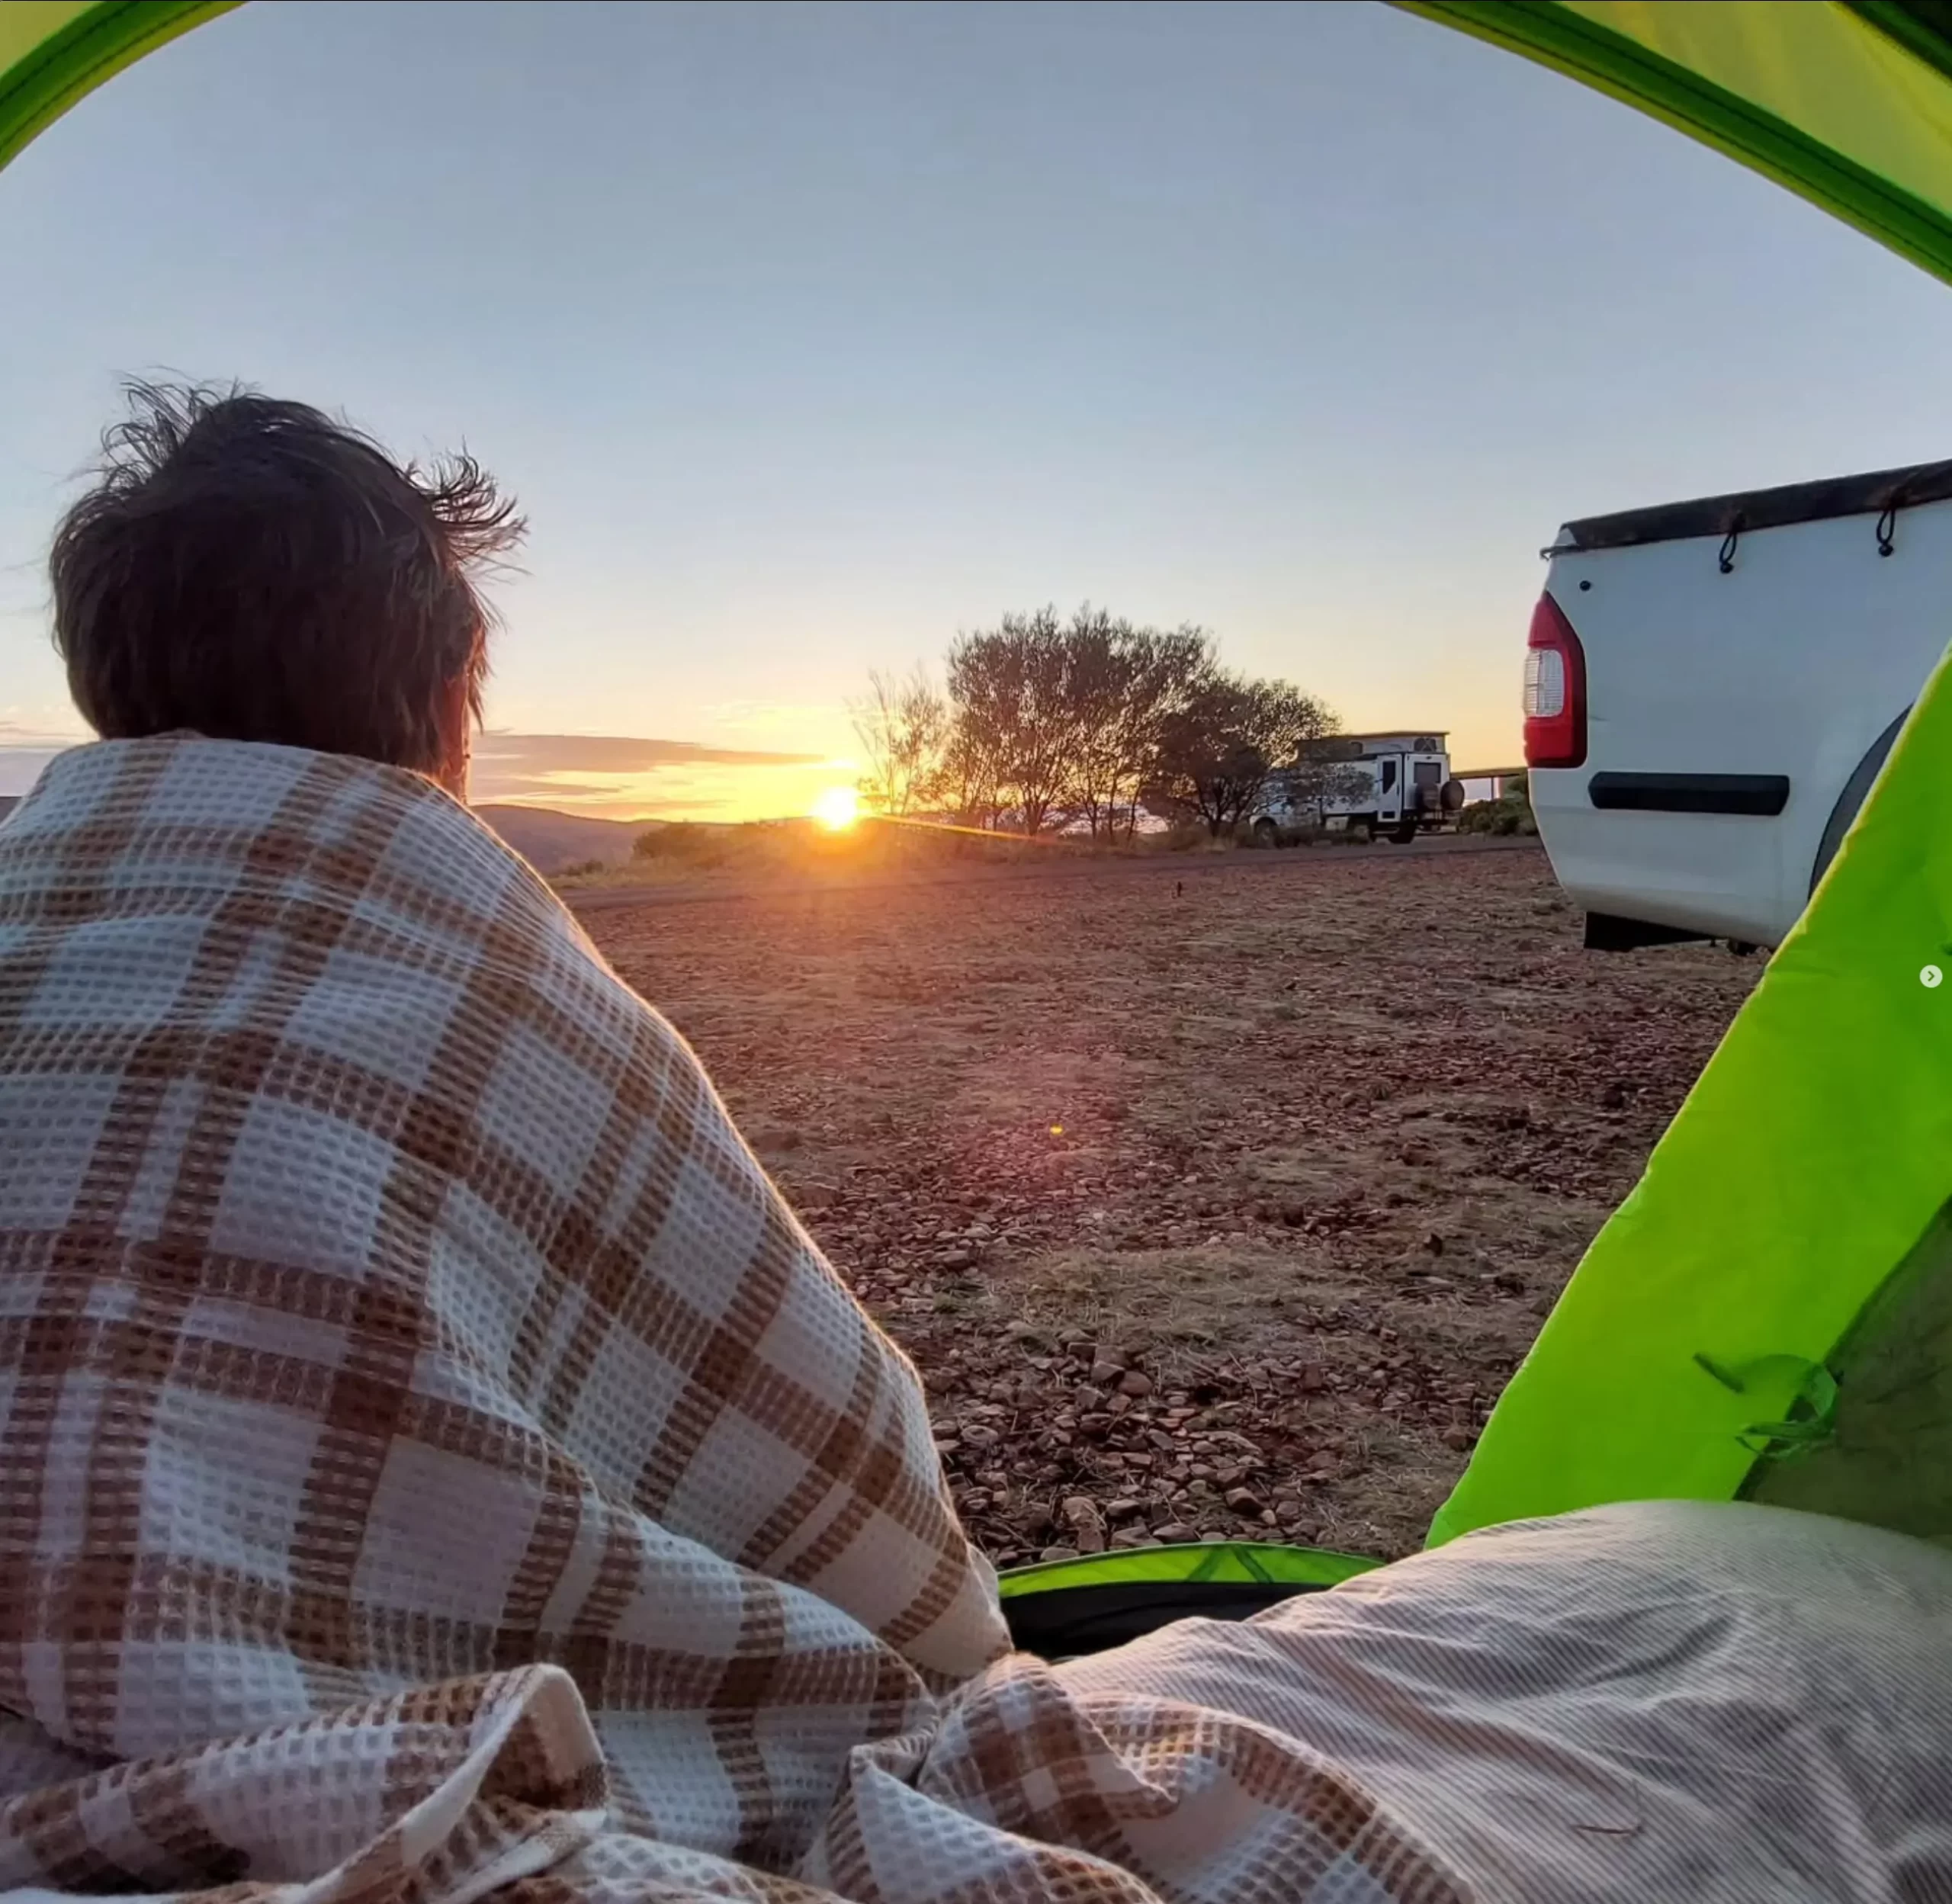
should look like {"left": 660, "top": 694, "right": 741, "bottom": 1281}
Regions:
{"left": 7, "top": 0, "right": 1952, "bottom": 817}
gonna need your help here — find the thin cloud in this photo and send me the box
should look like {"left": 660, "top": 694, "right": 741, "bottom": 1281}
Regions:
{"left": 473, "top": 732, "right": 823, "bottom": 779}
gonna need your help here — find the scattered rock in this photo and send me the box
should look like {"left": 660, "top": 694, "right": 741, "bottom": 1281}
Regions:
{"left": 581, "top": 840, "right": 1755, "bottom": 1575}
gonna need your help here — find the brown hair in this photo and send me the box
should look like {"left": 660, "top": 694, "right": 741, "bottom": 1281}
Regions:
{"left": 50, "top": 381, "right": 525, "bottom": 778}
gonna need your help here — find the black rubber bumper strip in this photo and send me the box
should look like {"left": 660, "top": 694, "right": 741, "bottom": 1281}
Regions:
{"left": 1588, "top": 772, "right": 1790, "bottom": 817}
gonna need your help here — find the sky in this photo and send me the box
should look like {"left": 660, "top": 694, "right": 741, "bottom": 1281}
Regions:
{"left": 8, "top": 1, "right": 1952, "bottom": 820}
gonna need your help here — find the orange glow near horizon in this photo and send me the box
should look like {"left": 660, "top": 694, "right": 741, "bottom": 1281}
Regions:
{"left": 812, "top": 785, "right": 861, "bottom": 831}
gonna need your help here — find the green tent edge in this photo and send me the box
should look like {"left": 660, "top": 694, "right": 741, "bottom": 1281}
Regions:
{"left": 1392, "top": 0, "right": 1952, "bottom": 290}
{"left": 0, "top": 0, "right": 241, "bottom": 175}
{"left": 997, "top": 1539, "right": 1380, "bottom": 1599}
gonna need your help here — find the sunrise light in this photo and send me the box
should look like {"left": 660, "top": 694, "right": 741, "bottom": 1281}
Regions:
{"left": 812, "top": 786, "right": 861, "bottom": 832}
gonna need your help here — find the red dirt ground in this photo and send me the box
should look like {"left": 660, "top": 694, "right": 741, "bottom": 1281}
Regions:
{"left": 580, "top": 841, "right": 1759, "bottom": 1565}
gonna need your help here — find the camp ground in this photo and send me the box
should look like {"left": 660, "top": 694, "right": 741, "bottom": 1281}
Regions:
{"left": 4, "top": 0, "right": 1952, "bottom": 1657}
{"left": 6, "top": 0, "right": 1952, "bottom": 1654}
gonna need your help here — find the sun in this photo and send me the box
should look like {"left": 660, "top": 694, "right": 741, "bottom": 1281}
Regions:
{"left": 812, "top": 785, "right": 861, "bottom": 832}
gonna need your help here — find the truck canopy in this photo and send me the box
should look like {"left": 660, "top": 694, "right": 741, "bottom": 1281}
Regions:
{"left": 1560, "top": 456, "right": 1952, "bottom": 554}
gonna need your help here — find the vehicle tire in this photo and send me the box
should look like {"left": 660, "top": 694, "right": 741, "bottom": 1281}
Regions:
{"left": 1810, "top": 708, "right": 1910, "bottom": 897}
{"left": 1440, "top": 778, "right": 1467, "bottom": 813}
{"left": 1253, "top": 817, "right": 1279, "bottom": 848}
{"left": 1347, "top": 818, "right": 1373, "bottom": 845}
{"left": 1387, "top": 821, "right": 1417, "bottom": 845}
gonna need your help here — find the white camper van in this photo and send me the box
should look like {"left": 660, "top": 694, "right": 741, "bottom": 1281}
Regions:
{"left": 1253, "top": 731, "right": 1466, "bottom": 845}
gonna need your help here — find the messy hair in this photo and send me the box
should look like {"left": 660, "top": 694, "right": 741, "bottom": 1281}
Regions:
{"left": 50, "top": 380, "right": 526, "bottom": 778}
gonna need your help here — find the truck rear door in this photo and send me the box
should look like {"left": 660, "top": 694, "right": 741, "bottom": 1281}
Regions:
{"left": 1529, "top": 470, "right": 1952, "bottom": 949}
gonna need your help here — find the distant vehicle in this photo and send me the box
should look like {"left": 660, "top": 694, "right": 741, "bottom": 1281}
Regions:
{"left": 1527, "top": 458, "right": 1952, "bottom": 952}
{"left": 1253, "top": 730, "right": 1466, "bottom": 846}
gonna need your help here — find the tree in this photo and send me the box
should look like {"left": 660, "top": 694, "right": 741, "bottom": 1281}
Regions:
{"left": 946, "top": 608, "right": 1080, "bottom": 836}
{"left": 1147, "top": 673, "right": 1340, "bottom": 836}
{"left": 1061, "top": 611, "right": 1213, "bottom": 840}
{"left": 849, "top": 667, "right": 947, "bottom": 818}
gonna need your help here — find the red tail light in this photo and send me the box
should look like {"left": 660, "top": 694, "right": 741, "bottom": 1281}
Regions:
{"left": 1523, "top": 592, "right": 1587, "bottom": 769}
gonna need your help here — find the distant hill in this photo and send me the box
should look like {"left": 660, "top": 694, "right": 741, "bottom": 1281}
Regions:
{"left": 0, "top": 794, "right": 645, "bottom": 874}
{"left": 474, "top": 804, "right": 647, "bottom": 872}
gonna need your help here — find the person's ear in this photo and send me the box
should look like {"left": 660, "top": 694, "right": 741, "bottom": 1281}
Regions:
{"left": 433, "top": 670, "right": 473, "bottom": 800}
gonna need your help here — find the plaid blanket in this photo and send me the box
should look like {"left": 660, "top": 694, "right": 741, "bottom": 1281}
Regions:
{"left": 0, "top": 738, "right": 1472, "bottom": 1904}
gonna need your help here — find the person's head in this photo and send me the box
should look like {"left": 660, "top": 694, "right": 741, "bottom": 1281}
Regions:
{"left": 50, "top": 380, "right": 525, "bottom": 798}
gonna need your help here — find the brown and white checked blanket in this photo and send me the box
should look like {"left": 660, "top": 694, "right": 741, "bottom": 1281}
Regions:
{"left": 2, "top": 738, "right": 1950, "bottom": 1904}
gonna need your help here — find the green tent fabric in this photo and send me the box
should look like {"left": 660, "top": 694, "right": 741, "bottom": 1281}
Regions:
{"left": 0, "top": 3, "right": 236, "bottom": 175}
{"left": 1398, "top": 3, "right": 1952, "bottom": 290}
{"left": 8, "top": 1, "right": 1952, "bottom": 1614}
{"left": 1430, "top": 640, "right": 1952, "bottom": 1544}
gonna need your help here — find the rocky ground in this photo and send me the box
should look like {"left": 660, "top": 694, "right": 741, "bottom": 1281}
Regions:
{"left": 581, "top": 840, "right": 1759, "bottom": 1568}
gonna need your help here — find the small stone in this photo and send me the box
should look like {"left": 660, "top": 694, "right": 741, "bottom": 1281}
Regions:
{"left": 1224, "top": 1488, "right": 1264, "bottom": 1514}
{"left": 1421, "top": 1231, "right": 1445, "bottom": 1257}
{"left": 940, "top": 1247, "right": 976, "bottom": 1270}
{"left": 1442, "top": 1426, "right": 1475, "bottom": 1451}
{"left": 1154, "top": 1523, "right": 1199, "bottom": 1544}
{"left": 1039, "top": 1545, "right": 1079, "bottom": 1563}
{"left": 1600, "top": 1080, "right": 1628, "bottom": 1110}
{"left": 1117, "top": 1369, "right": 1154, "bottom": 1399}
{"left": 1089, "top": 1359, "right": 1125, "bottom": 1386}
{"left": 1105, "top": 1497, "right": 1146, "bottom": 1520}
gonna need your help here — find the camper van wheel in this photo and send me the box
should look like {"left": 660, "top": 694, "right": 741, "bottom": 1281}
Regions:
{"left": 1387, "top": 821, "right": 1417, "bottom": 845}
{"left": 1253, "top": 817, "right": 1280, "bottom": 848}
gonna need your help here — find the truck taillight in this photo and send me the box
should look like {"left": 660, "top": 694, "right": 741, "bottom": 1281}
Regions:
{"left": 1523, "top": 592, "right": 1587, "bottom": 769}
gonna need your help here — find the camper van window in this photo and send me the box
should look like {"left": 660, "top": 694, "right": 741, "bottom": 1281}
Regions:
{"left": 1381, "top": 760, "right": 1397, "bottom": 792}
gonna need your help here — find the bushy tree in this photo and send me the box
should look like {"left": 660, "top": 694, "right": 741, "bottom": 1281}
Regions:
{"left": 864, "top": 607, "right": 1342, "bottom": 842}
{"left": 1147, "top": 674, "right": 1339, "bottom": 836}
{"left": 850, "top": 667, "right": 948, "bottom": 817}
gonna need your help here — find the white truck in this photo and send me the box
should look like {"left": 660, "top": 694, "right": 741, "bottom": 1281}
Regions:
{"left": 1527, "top": 458, "right": 1952, "bottom": 952}
{"left": 1253, "top": 731, "right": 1466, "bottom": 845}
